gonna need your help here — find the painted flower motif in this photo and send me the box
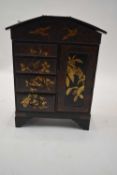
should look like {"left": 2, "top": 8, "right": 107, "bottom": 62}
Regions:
{"left": 20, "top": 94, "right": 48, "bottom": 109}
{"left": 40, "top": 61, "right": 50, "bottom": 73}
{"left": 20, "top": 61, "right": 51, "bottom": 74}
{"left": 25, "top": 76, "right": 55, "bottom": 92}
{"left": 65, "top": 55, "right": 85, "bottom": 102}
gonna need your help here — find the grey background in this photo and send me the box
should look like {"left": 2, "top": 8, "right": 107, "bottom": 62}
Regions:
{"left": 0, "top": 0, "right": 117, "bottom": 175}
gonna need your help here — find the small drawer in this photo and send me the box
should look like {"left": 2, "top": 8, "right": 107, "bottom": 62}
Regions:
{"left": 14, "top": 43, "right": 57, "bottom": 57}
{"left": 16, "top": 75, "right": 56, "bottom": 93}
{"left": 16, "top": 93, "right": 55, "bottom": 112}
{"left": 15, "top": 58, "right": 56, "bottom": 75}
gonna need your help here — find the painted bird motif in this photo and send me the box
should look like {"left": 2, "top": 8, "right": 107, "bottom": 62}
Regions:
{"left": 63, "top": 28, "right": 78, "bottom": 40}
{"left": 29, "top": 26, "right": 51, "bottom": 36}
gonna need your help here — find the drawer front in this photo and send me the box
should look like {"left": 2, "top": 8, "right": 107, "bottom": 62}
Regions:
{"left": 14, "top": 43, "right": 57, "bottom": 57}
{"left": 16, "top": 94, "right": 55, "bottom": 112}
{"left": 15, "top": 58, "right": 56, "bottom": 75}
{"left": 16, "top": 75, "right": 56, "bottom": 93}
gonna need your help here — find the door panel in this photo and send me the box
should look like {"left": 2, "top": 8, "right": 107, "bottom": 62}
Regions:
{"left": 57, "top": 45, "right": 99, "bottom": 112}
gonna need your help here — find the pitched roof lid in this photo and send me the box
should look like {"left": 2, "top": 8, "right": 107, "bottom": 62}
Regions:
{"left": 5, "top": 15, "right": 107, "bottom": 34}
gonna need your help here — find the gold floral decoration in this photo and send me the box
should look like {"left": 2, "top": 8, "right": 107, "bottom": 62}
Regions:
{"left": 25, "top": 76, "right": 55, "bottom": 92}
{"left": 40, "top": 61, "right": 50, "bottom": 73}
{"left": 62, "top": 28, "right": 78, "bottom": 40}
{"left": 20, "top": 61, "right": 51, "bottom": 74}
{"left": 29, "top": 48, "right": 48, "bottom": 56}
{"left": 20, "top": 63, "right": 30, "bottom": 72}
{"left": 65, "top": 55, "right": 86, "bottom": 102}
{"left": 29, "top": 26, "right": 51, "bottom": 36}
{"left": 20, "top": 94, "right": 48, "bottom": 109}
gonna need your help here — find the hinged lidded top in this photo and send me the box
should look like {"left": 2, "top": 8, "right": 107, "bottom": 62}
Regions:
{"left": 6, "top": 15, "right": 107, "bottom": 44}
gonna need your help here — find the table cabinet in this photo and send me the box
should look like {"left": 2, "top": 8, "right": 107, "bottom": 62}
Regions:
{"left": 6, "top": 16, "right": 106, "bottom": 129}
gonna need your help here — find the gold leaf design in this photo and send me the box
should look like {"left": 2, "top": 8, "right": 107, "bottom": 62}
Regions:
{"left": 20, "top": 95, "right": 31, "bottom": 108}
{"left": 25, "top": 76, "right": 55, "bottom": 92}
{"left": 66, "top": 87, "right": 73, "bottom": 96}
{"left": 41, "top": 61, "right": 50, "bottom": 73}
{"left": 79, "top": 94, "right": 83, "bottom": 99}
{"left": 20, "top": 94, "right": 48, "bottom": 109}
{"left": 73, "top": 95, "right": 78, "bottom": 102}
{"left": 20, "top": 63, "right": 30, "bottom": 72}
{"left": 65, "top": 55, "right": 86, "bottom": 102}
{"left": 29, "top": 26, "right": 51, "bottom": 36}
{"left": 66, "top": 77, "right": 70, "bottom": 87}
{"left": 63, "top": 28, "right": 78, "bottom": 40}
{"left": 20, "top": 61, "right": 51, "bottom": 74}
{"left": 67, "top": 66, "right": 74, "bottom": 82}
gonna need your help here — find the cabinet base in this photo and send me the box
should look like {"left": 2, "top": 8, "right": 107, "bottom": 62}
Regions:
{"left": 15, "top": 116, "right": 31, "bottom": 127}
{"left": 72, "top": 119, "right": 90, "bottom": 130}
{"left": 15, "top": 112, "right": 90, "bottom": 130}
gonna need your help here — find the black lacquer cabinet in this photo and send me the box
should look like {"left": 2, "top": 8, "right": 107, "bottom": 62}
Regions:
{"left": 6, "top": 16, "right": 107, "bottom": 129}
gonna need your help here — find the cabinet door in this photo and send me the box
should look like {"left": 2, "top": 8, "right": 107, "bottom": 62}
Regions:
{"left": 57, "top": 45, "right": 99, "bottom": 113}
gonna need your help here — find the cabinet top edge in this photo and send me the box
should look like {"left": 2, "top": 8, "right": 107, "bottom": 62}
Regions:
{"left": 5, "top": 15, "right": 107, "bottom": 34}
